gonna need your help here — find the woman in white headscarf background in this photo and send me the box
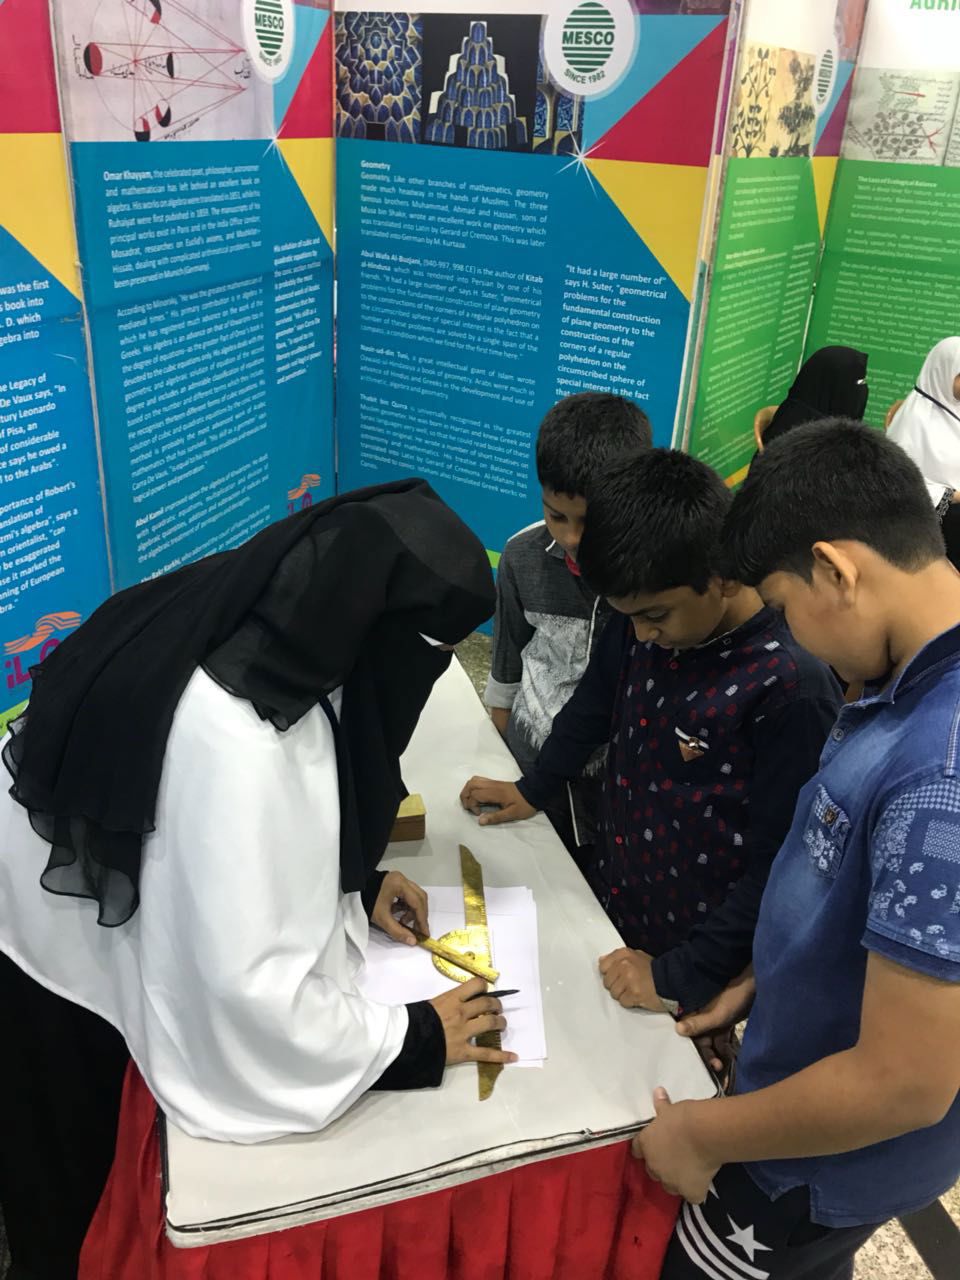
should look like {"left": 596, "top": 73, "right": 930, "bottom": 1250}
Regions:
{"left": 887, "top": 337, "right": 960, "bottom": 568}
{"left": 888, "top": 337, "right": 960, "bottom": 508}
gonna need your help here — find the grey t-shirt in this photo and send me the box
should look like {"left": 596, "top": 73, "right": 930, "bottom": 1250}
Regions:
{"left": 485, "top": 522, "right": 609, "bottom": 777}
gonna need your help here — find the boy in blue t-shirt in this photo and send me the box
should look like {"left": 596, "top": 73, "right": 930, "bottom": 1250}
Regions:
{"left": 639, "top": 420, "right": 960, "bottom": 1280}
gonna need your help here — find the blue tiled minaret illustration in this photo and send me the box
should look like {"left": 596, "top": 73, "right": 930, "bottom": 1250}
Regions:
{"left": 336, "top": 12, "right": 422, "bottom": 144}
{"left": 424, "top": 21, "right": 529, "bottom": 149}
{"left": 533, "top": 52, "right": 583, "bottom": 155}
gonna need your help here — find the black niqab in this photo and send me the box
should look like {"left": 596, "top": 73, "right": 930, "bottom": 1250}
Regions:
{"left": 764, "top": 346, "right": 869, "bottom": 446}
{"left": 3, "top": 479, "right": 494, "bottom": 926}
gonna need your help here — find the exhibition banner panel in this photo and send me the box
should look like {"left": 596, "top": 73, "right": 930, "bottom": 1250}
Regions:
{"left": 687, "top": 0, "right": 866, "bottom": 484}
{"left": 334, "top": 0, "right": 733, "bottom": 559}
{"left": 806, "top": 0, "right": 960, "bottom": 425}
{"left": 50, "top": 0, "right": 336, "bottom": 589}
{"left": 0, "top": 0, "right": 111, "bottom": 727}
{"left": 669, "top": 0, "right": 746, "bottom": 456}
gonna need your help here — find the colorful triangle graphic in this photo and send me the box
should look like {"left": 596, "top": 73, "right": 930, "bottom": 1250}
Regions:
{"left": 585, "top": 159, "right": 707, "bottom": 302}
{"left": 279, "top": 18, "right": 333, "bottom": 140}
{"left": 0, "top": 0, "right": 62, "bottom": 133}
{"left": 588, "top": 21, "right": 727, "bottom": 167}
{"left": 582, "top": 15, "right": 724, "bottom": 152}
{"left": 275, "top": 7, "right": 329, "bottom": 135}
{"left": 277, "top": 137, "right": 334, "bottom": 248}
{"left": 814, "top": 64, "right": 854, "bottom": 157}
{"left": 812, "top": 155, "right": 838, "bottom": 238}
{"left": 0, "top": 135, "right": 80, "bottom": 297}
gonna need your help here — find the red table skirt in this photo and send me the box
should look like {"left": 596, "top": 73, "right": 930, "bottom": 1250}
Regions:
{"left": 81, "top": 1064, "right": 680, "bottom": 1280}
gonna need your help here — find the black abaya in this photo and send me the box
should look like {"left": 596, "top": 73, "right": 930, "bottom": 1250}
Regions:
{"left": 0, "top": 952, "right": 128, "bottom": 1280}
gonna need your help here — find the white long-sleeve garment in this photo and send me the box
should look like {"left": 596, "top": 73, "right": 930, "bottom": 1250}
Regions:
{"left": 888, "top": 336, "right": 960, "bottom": 506}
{"left": 0, "top": 668, "right": 409, "bottom": 1142}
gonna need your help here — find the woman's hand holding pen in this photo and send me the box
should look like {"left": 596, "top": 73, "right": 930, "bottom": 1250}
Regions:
{"left": 429, "top": 979, "right": 518, "bottom": 1066}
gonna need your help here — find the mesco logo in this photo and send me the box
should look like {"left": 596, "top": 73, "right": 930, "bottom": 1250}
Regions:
{"left": 544, "top": 0, "right": 635, "bottom": 98}
{"left": 562, "top": 1, "right": 616, "bottom": 76}
{"left": 244, "top": 0, "right": 294, "bottom": 80}
{"left": 254, "top": 0, "right": 285, "bottom": 59}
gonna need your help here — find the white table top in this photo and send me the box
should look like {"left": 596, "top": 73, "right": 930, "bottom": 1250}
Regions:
{"left": 164, "top": 658, "right": 716, "bottom": 1247}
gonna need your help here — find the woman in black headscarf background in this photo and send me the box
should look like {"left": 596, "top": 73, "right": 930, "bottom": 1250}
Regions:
{"left": 0, "top": 479, "right": 512, "bottom": 1280}
{"left": 761, "top": 346, "right": 869, "bottom": 448}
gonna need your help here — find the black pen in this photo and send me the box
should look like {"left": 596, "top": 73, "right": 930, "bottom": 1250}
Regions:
{"left": 467, "top": 988, "right": 519, "bottom": 1000}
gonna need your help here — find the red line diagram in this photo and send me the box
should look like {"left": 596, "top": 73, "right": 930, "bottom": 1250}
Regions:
{"left": 853, "top": 73, "right": 955, "bottom": 162}
{"left": 79, "top": 0, "right": 250, "bottom": 140}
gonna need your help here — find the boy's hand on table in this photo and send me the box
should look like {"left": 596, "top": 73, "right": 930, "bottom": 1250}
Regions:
{"left": 632, "top": 1088, "right": 720, "bottom": 1203}
{"left": 599, "top": 948, "right": 666, "bottom": 1011}
{"left": 371, "top": 871, "right": 430, "bottom": 945}
{"left": 675, "top": 965, "right": 756, "bottom": 1076}
{"left": 459, "top": 777, "right": 538, "bottom": 825}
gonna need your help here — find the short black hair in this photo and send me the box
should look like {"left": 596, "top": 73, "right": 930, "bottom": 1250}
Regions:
{"left": 535, "top": 393, "right": 652, "bottom": 497}
{"left": 723, "top": 418, "right": 944, "bottom": 585}
{"left": 578, "top": 449, "right": 731, "bottom": 598}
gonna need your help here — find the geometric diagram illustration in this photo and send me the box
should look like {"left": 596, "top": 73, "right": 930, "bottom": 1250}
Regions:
{"left": 533, "top": 52, "right": 583, "bottom": 155}
{"left": 63, "top": 0, "right": 271, "bottom": 142}
{"left": 424, "top": 20, "right": 528, "bottom": 149}
{"left": 335, "top": 11, "right": 422, "bottom": 143}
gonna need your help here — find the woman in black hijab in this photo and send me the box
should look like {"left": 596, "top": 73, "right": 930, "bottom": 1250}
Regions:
{"left": 0, "top": 478, "right": 512, "bottom": 1280}
{"left": 762, "top": 346, "right": 869, "bottom": 447}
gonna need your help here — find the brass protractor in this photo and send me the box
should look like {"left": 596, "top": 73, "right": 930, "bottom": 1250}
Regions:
{"left": 431, "top": 925, "right": 493, "bottom": 983}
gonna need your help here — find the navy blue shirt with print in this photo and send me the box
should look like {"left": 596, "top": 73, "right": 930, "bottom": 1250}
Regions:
{"left": 517, "top": 607, "right": 841, "bottom": 1009}
{"left": 738, "top": 623, "right": 960, "bottom": 1228}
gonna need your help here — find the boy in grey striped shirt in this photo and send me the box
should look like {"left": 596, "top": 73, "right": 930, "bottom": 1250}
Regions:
{"left": 485, "top": 392, "right": 651, "bottom": 857}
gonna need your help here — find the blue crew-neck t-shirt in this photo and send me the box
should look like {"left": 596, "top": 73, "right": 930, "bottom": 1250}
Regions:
{"left": 737, "top": 622, "right": 960, "bottom": 1227}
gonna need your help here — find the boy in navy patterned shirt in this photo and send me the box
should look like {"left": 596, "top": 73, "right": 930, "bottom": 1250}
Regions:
{"left": 461, "top": 450, "right": 840, "bottom": 1016}
{"left": 637, "top": 421, "right": 960, "bottom": 1280}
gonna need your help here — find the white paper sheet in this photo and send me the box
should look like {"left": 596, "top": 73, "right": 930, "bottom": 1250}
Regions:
{"left": 357, "top": 885, "right": 546, "bottom": 1066}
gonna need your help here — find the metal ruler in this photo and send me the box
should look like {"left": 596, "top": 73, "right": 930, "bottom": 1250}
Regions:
{"left": 422, "top": 845, "right": 503, "bottom": 1101}
{"left": 459, "top": 845, "right": 503, "bottom": 1102}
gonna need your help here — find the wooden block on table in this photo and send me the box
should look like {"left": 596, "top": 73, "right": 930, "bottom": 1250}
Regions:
{"left": 389, "top": 793, "right": 426, "bottom": 842}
